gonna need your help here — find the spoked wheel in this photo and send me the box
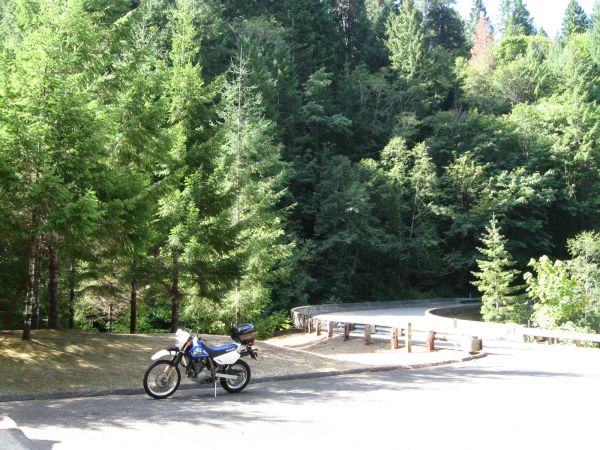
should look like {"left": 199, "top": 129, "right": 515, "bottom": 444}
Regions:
{"left": 143, "top": 360, "right": 181, "bottom": 399}
{"left": 220, "top": 359, "right": 251, "bottom": 393}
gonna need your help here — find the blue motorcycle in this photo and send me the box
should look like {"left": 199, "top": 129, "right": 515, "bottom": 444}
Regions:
{"left": 143, "top": 325, "right": 258, "bottom": 399}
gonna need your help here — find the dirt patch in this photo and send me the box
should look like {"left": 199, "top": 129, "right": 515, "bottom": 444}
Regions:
{"left": 265, "top": 331, "right": 463, "bottom": 366}
{"left": 0, "top": 329, "right": 466, "bottom": 397}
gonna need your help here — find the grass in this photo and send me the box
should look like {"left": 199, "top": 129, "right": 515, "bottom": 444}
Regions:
{"left": 0, "top": 329, "right": 181, "bottom": 396}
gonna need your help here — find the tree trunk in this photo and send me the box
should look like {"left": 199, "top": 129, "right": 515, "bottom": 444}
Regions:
{"left": 130, "top": 278, "right": 137, "bottom": 334}
{"left": 33, "top": 240, "right": 41, "bottom": 330}
{"left": 108, "top": 302, "right": 113, "bottom": 333}
{"left": 68, "top": 260, "right": 75, "bottom": 329}
{"left": 22, "top": 237, "right": 36, "bottom": 341}
{"left": 47, "top": 236, "right": 59, "bottom": 329}
{"left": 170, "top": 250, "right": 180, "bottom": 333}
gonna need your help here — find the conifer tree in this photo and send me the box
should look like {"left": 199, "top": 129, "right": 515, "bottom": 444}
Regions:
{"left": 472, "top": 216, "right": 527, "bottom": 323}
{"left": 508, "top": 0, "right": 535, "bottom": 36}
{"left": 419, "top": 0, "right": 466, "bottom": 55}
{"left": 561, "top": 0, "right": 590, "bottom": 39}
{"left": 499, "top": 0, "right": 535, "bottom": 37}
{"left": 498, "top": 0, "right": 513, "bottom": 35}
{"left": 385, "top": 0, "right": 428, "bottom": 80}
{"left": 467, "top": 0, "right": 489, "bottom": 42}
{"left": 216, "top": 48, "right": 289, "bottom": 324}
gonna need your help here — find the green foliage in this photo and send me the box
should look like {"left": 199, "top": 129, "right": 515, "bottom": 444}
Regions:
{"left": 467, "top": 0, "right": 488, "bottom": 41}
{"left": 500, "top": 0, "right": 535, "bottom": 37}
{"left": 252, "top": 311, "right": 293, "bottom": 340}
{"left": 472, "top": 216, "right": 528, "bottom": 323}
{"left": 561, "top": 0, "right": 590, "bottom": 39}
{"left": 3, "top": 0, "right": 600, "bottom": 335}
{"left": 385, "top": 0, "right": 427, "bottom": 80}
{"left": 525, "top": 232, "right": 600, "bottom": 332}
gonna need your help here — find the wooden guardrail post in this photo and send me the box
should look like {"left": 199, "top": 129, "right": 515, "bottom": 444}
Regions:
{"left": 316, "top": 319, "right": 322, "bottom": 336}
{"left": 427, "top": 331, "right": 436, "bottom": 351}
{"left": 328, "top": 321, "right": 336, "bottom": 337}
{"left": 391, "top": 327, "right": 399, "bottom": 349}
{"left": 364, "top": 324, "right": 372, "bottom": 345}
{"left": 307, "top": 318, "right": 313, "bottom": 333}
{"left": 344, "top": 323, "right": 350, "bottom": 341}
{"left": 406, "top": 323, "right": 412, "bottom": 353}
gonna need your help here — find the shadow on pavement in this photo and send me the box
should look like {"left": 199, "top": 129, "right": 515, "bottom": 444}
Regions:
{"left": 1, "top": 362, "right": 584, "bottom": 433}
{"left": 0, "top": 429, "right": 59, "bottom": 450}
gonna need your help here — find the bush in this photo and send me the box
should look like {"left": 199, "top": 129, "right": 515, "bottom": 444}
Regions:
{"left": 252, "top": 311, "right": 293, "bottom": 340}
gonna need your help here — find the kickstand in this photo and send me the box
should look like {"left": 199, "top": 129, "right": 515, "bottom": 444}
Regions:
{"left": 214, "top": 381, "right": 217, "bottom": 398}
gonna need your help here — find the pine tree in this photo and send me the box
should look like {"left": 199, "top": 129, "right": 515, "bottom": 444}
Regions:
{"left": 216, "top": 48, "right": 289, "bottom": 324}
{"left": 472, "top": 216, "right": 527, "bottom": 323}
{"left": 498, "top": 0, "right": 513, "bottom": 35}
{"left": 159, "top": 0, "right": 219, "bottom": 332}
{"left": 385, "top": 0, "right": 428, "bottom": 80}
{"left": 420, "top": 0, "right": 467, "bottom": 55}
{"left": 467, "top": 0, "right": 489, "bottom": 41}
{"left": 561, "top": 0, "right": 590, "bottom": 39}
{"left": 3, "top": 0, "right": 107, "bottom": 337}
{"left": 508, "top": 0, "right": 535, "bottom": 36}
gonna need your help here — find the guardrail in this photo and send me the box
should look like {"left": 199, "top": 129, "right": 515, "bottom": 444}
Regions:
{"left": 293, "top": 298, "right": 600, "bottom": 350}
{"left": 427, "top": 305, "right": 600, "bottom": 345}
{"left": 305, "top": 317, "right": 483, "bottom": 354}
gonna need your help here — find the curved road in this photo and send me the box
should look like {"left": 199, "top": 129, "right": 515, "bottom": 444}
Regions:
{"left": 2, "top": 337, "right": 599, "bottom": 450}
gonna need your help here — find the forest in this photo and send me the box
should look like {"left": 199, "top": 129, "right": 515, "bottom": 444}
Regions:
{"left": 1, "top": 0, "right": 599, "bottom": 339}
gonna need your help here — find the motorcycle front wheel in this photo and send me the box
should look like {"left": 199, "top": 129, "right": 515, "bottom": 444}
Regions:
{"left": 143, "top": 360, "right": 181, "bottom": 399}
{"left": 220, "top": 359, "right": 251, "bottom": 393}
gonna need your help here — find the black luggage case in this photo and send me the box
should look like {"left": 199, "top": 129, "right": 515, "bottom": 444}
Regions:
{"left": 231, "top": 323, "right": 257, "bottom": 344}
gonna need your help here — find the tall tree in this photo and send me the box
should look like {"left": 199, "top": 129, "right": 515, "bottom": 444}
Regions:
{"left": 498, "top": 0, "right": 513, "bottom": 35}
{"left": 472, "top": 216, "right": 527, "bottom": 323}
{"left": 467, "top": 0, "right": 488, "bottom": 41}
{"left": 499, "top": 0, "right": 535, "bottom": 37}
{"left": 212, "top": 48, "right": 289, "bottom": 324}
{"left": 508, "top": 0, "right": 535, "bottom": 36}
{"left": 561, "top": 0, "right": 590, "bottom": 39}
{"left": 385, "top": 0, "right": 428, "bottom": 80}
{"left": 159, "top": 0, "right": 218, "bottom": 332}
{"left": 3, "top": 0, "right": 106, "bottom": 337}
{"left": 419, "top": 0, "right": 467, "bottom": 55}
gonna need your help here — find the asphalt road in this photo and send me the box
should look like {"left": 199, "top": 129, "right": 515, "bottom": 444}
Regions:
{"left": 1, "top": 340, "right": 599, "bottom": 450}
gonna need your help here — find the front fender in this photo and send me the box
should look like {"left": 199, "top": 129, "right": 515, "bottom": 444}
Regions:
{"left": 151, "top": 348, "right": 179, "bottom": 361}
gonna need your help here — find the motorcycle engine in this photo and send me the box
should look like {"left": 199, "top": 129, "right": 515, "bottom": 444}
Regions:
{"left": 191, "top": 359, "right": 211, "bottom": 382}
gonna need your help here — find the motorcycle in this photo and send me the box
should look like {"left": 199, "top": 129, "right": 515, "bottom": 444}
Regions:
{"left": 143, "top": 324, "right": 258, "bottom": 399}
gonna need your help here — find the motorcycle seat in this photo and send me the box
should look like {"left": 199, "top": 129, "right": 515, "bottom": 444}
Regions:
{"left": 203, "top": 343, "right": 238, "bottom": 357}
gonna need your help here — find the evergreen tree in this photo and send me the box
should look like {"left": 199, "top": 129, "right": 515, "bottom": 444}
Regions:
{"left": 158, "top": 0, "right": 220, "bottom": 332}
{"left": 472, "top": 216, "right": 527, "bottom": 323}
{"left": 561, "top": 0, "right": 590, "bottom": 39}
{"left": 508, "top": 0, "right": 535, "bottom": 36}
{"left": 214, "top": 48, "right": 290, "bottom": 324}
{"left": 2, "top": 0, "right": 107, "bottom": 337}
{"left": 468, "top": 0, "right": 488, "bottom": 40}
{"left": 498, "top": 0, "right": 513, "bottom": 35}
{"left": 385, "top": 0, "right": 428, "bottom": 80}
{"left": 419, "top": 0, "right": 467, "bottom": 55}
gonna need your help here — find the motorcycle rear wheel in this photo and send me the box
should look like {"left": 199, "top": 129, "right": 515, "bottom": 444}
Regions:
{"left": 220, "top": 359, "right": 251, "bottom": 393}
{"left": 143, "top": 360, "right": 181, "bottom": 399}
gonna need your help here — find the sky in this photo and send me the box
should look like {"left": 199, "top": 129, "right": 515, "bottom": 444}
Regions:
{"left": 455, "top": 0, "right": 597, "bottom": 38}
